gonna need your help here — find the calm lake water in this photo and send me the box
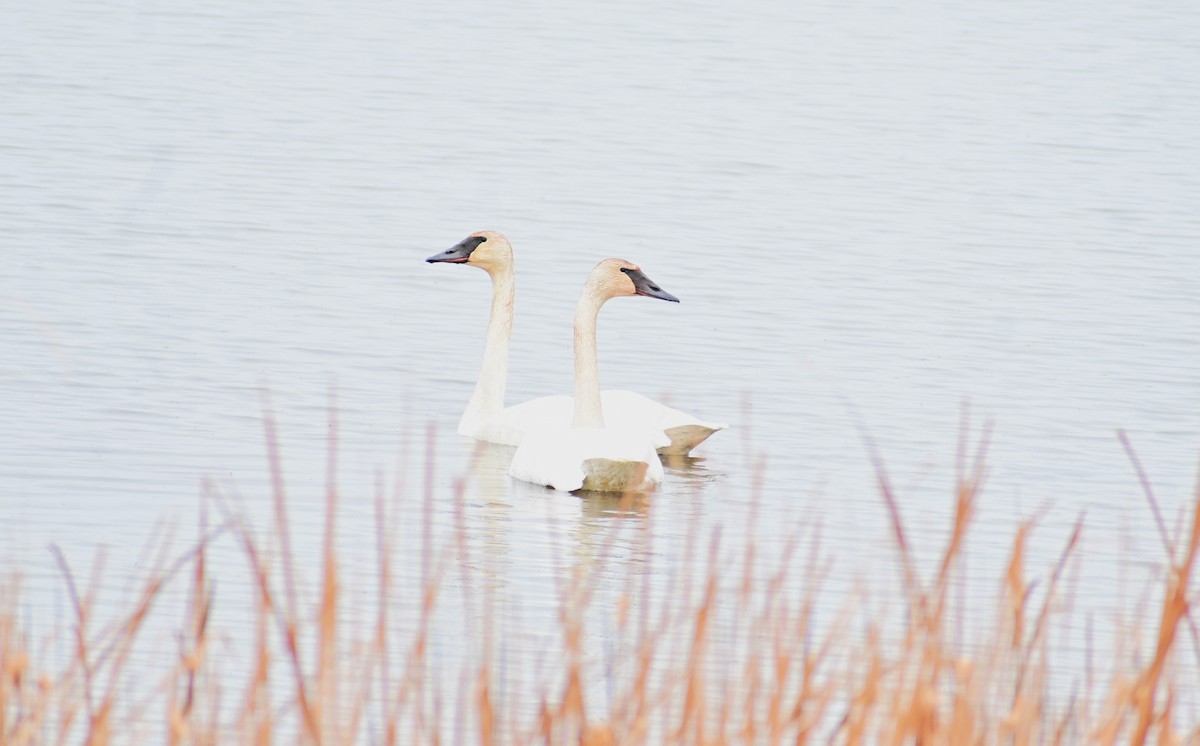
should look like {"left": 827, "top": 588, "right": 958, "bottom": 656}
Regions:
{"left": 3, "top": 0, "right": 1199, "bottom": 732}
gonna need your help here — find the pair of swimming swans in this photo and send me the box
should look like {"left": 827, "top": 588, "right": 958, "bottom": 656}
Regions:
{"left": 426, "top": 230, "right": 726, "bottom": 492}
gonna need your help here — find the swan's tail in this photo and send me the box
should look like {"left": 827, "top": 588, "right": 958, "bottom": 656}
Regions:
{"left": 657, "top": 423, "right": 728, "bottom": 456}
{"left": 581, "top": 458, "right": 652, "bottom": 493}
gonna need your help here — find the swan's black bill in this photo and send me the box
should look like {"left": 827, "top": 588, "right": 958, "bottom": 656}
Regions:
{"left": 426, "top": 235, "right": 487, "bottom": 264}
{"left": 621, "top": 267, "right": 679, "bottom": 303}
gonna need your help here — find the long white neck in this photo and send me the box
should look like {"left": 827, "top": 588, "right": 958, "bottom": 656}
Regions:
{"left": 571, "top": 288, "right": 606, "bottom": 428}
{"left": 459, "top": 266, "right": 514, "bottom": 435}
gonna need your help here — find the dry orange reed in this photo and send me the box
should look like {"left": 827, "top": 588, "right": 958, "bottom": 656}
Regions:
{"left": 2, "top": 407, "right": 1198, "bottom": 744}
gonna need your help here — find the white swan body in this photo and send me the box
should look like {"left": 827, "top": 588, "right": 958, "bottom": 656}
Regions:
{"left": 508, "top": 426, "right": 667, "bottom": 492}
{"left": 505, "top": 258, "right": 678, "bottom": 492}
{"left": 480, "top": 391, "right": 726, "bottom": 455}
{"left": 426, "top": 231, "right": 726, "bottom": 455}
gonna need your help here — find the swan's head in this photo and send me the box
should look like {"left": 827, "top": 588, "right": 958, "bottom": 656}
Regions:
{"left": 589, "top": 258, "right": 680, "bottom": 303}
{"left": 425, "top": 231, "right": 513, "bottom": 273}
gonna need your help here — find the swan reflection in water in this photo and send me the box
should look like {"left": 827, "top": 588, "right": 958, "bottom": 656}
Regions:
{"left": 660, "top": 452, "right": 725, "bottom": 488}
{"left": 452, "top": 437, "right": 728, "bottom": 693}
{"left": 456, "top": 440, "right": 515, "bottom": 599}
{"left": 460, "top": 440, "right": 656, "bottom": 552}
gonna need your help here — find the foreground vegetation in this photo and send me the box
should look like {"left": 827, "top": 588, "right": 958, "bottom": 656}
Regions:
{"left": 2, "top": 417, "right": 1198, "bottom": 744}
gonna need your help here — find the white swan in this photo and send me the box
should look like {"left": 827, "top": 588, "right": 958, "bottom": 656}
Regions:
{"left": 507, "top": 259, "right": 677, "bottom": 492}
{"left": 425, "top": 231, "right": 726, "bottom": 454}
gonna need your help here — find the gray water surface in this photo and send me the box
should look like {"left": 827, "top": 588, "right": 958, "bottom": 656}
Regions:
{"left": 3, "top": 0, "right": 1199, "bottom": 730}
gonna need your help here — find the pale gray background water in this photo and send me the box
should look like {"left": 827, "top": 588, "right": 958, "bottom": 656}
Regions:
{"left": 3, "top": 0, "right": 1199, "bottom": 731}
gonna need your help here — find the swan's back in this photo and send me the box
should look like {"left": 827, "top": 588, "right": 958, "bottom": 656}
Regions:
{"left": 472, "top": 394, "right": 573, "bottom": 445}
{"left": 599, "top": 391, "right": 728, "bottom": 455}
{"left": 483, "top": 391, "right": 725, "bottom": 454}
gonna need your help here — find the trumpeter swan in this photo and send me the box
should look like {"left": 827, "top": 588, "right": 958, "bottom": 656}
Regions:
{"left": 507, "top": 259, "right": 677, "bottom": 491}
{"left": 425, "top": 231, "right": 726, "bottom": 453}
